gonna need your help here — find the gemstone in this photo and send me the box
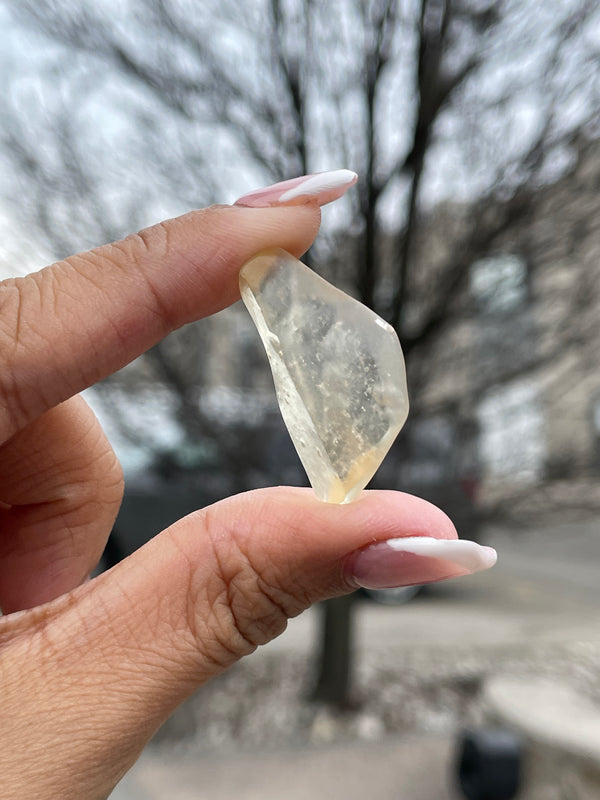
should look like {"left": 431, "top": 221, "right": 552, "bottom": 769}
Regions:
{"left": 240, "top": 249, "right": 409, "bottom": 503}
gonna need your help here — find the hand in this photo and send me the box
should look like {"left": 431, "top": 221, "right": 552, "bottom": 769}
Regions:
{"left": 0, "top": 171, "right": 496, "bottom": 799}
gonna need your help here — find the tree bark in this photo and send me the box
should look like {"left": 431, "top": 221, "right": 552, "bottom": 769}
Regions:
{"left": 310, "top": 594, "right": 356, "bottom": 709}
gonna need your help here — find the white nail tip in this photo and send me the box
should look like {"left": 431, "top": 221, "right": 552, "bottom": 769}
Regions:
{"left": 384, "top": 536, "right": 497, "bottom": 573}
{"left": 278, "top": 169, "right": 358, "bottom": 202}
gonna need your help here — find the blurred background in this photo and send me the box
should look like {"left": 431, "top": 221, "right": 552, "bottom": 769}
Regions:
{"left": 1, "top": 1, "right": 599, "bottom": 798}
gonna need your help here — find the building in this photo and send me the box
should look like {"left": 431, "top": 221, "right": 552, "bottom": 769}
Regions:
{"left": 405, "top": 144, "right": 600, "bottom": 517}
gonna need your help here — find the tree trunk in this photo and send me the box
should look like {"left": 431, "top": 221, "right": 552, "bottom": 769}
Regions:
{"left": 310, "top": 594, "right": 356, "bottom": 708}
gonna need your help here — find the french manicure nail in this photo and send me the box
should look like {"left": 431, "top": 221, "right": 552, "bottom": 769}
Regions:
{"left": 234, "top": 169, "right": 358, "bottom": 208}
{"left": 348, "top": 537, "right": 497, "bottom": 590}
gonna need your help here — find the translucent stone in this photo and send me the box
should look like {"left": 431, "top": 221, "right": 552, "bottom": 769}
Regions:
{"left": 240, "top": 249, "right": 409, "bottom": 503}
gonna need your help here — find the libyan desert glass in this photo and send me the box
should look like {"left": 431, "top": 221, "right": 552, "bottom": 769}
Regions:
{"left": 240, "top": 249, "right": 409, "bottom": 503}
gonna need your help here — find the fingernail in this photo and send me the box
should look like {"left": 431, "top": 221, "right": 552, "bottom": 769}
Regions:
{"left": 234, "top": 169, "right": 358, "bottom": 208}
{"left": 347, "top": 537, "right": 497, "bottom": 590}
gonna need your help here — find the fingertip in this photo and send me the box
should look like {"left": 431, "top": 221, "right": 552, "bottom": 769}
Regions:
{"left": 227, "top": 202, "right": 322, "bottom": 259}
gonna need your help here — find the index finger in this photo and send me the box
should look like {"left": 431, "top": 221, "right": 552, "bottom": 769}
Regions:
{"left": 0, "top": 203, "right": 321, "bottom": 442}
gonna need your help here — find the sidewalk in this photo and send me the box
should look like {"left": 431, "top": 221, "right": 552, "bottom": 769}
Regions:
{"left": 112, "top": 735, "right": 455, "bottom": 800}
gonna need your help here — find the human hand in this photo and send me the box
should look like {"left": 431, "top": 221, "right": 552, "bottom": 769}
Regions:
{"left": 0, "top": 170, "right": 496, "bottom": 799}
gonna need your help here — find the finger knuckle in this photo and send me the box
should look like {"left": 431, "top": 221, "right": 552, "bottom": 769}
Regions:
{"left": 64, "top": 434, "right": 125, "bottom": 528}
{"left": 109, "top": 223, "right": 178, "bottom": 330}
{"left": 178, "top": 507, "right": 304, "bottom": 666}
{"left": 0, "top": 274, "right": 53, "bottom": 439}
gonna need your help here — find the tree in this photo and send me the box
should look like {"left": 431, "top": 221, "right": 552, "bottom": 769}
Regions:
{"left": 1, "top": 0, "right": 598, "bottom": 708}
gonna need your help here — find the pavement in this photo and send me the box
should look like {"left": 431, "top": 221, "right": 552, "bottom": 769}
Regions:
{"left": 112, "top": 736, "right": 455, "bottom": 800}
{"left": 110, "top": 515, "right": 600, "bottom": 800}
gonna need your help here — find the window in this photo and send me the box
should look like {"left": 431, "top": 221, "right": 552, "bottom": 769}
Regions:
{"left": 477, "top": 379, "right": 545, "bottom": 483}
{"left": 470, "top": 253, "right": 528, "bottom": 314}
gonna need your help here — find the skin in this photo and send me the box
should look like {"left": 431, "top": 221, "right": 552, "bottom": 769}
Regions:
{"left": 0, "top": 202, "right": 457, "bottom": 799}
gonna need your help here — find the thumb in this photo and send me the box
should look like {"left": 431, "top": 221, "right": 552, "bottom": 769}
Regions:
{"left": 1, "top": 487, "right": 495, "bottom": 799}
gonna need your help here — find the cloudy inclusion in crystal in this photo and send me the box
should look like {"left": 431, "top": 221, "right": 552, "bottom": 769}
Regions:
{"left": 240, "top": 249, "right": 409, "bottom": 503}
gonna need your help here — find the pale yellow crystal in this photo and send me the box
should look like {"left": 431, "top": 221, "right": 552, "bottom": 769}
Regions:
{"left": 239, "top": 248, "right": 409, "bottom": 503}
